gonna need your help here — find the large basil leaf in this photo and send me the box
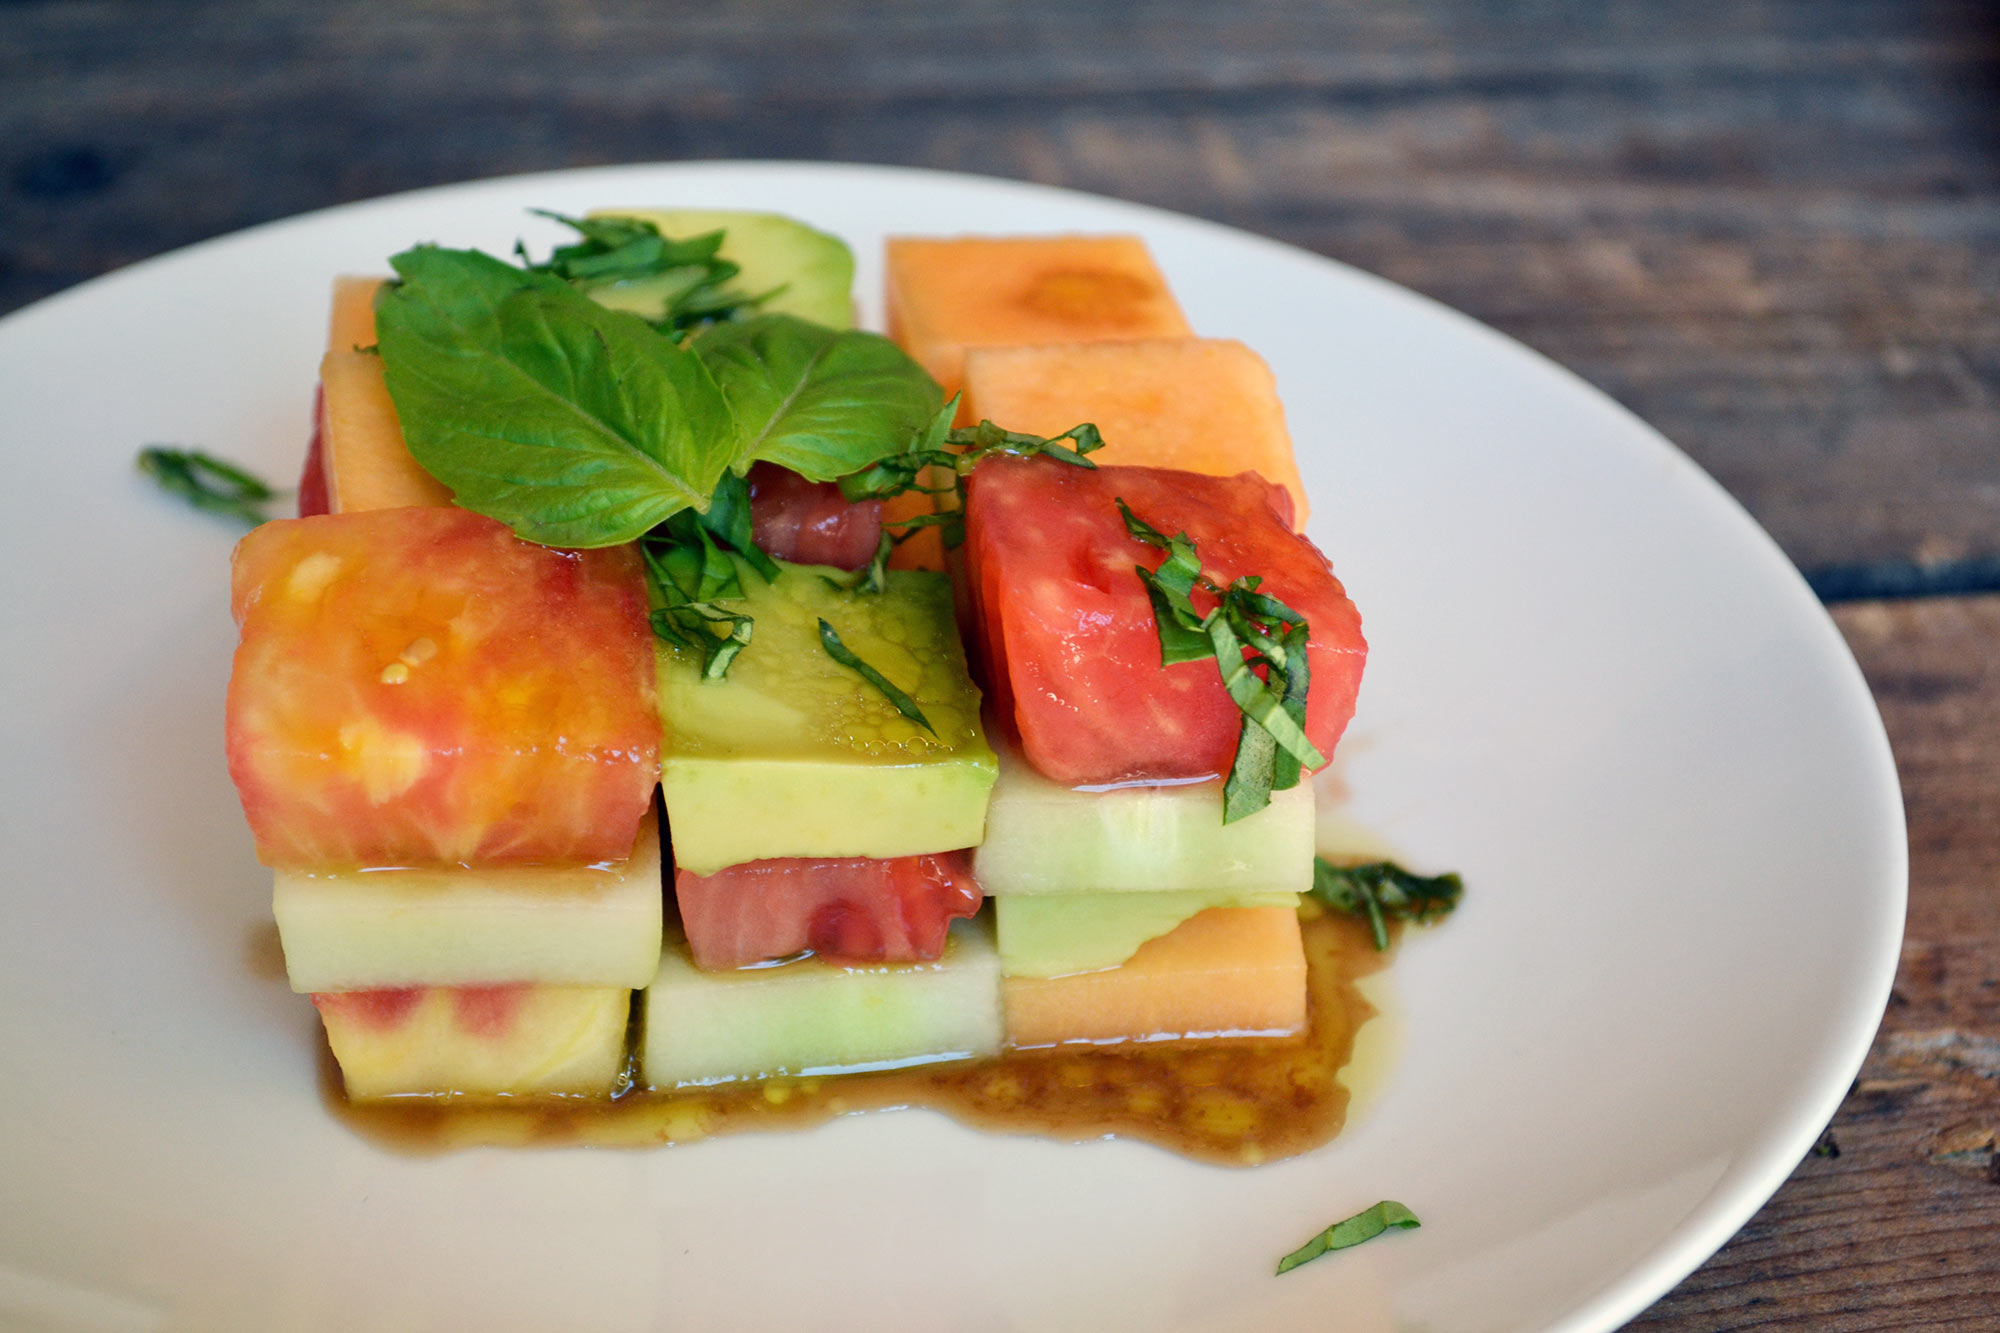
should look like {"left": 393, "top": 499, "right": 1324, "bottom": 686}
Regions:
{"left": 376, "top": 246, "right": 739, "bottom": 548}
{"left": 692, "top": 314, "right": 943, "bottom": 481}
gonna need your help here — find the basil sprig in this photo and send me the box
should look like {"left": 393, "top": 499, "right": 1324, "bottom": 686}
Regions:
{"left": 836, "top": 395, "right": 1105, "bottom": 551}
{"left": 376, "top": 247, "right": 736, "bottom": 548}
{"left": 1276, "top": 1201, "right": 1420, "bottom": 1275}
{"left": 1117, "top": 499, "right": 1325, "bottom": 823}
{"left": 520, "top": 211, "right": 768, "bottom": 338}
{"left": 137, "top": 447, "right": 282, "bottom": 526}
{"left": 374, "top": 234, "right": 942, "bottom": 551}
{"left": 817, "top": 618, "right": 937, "bottom": 734}
{"left": 697, "top": 316, "right": 945, "bottom": 483}
{"left": 1309, "top": 859, "right": 1464, "bottom": 951}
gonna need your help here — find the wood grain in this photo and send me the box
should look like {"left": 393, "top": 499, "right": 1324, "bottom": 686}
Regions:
{"left": 3, "top": 1, "right": 1998, "bottom": 575}
{"left": 1633, "top": 596, "right": 2000, "bottom": 1330}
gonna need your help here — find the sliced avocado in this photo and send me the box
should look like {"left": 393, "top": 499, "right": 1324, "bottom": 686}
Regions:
{"left": 590, "top": 208, "right": 855, "bottom": 329}
{"left": 995, "top": 890, "right": 1301, "bottom": 979}
{"left": 659, "top": 560, "right": 996, "bottom": 873}
{"left": 972, "top": 735, "right": 1316, "bottom": 896}
{"left": 642, "top": 917, "right": 1002, "bottom": 1088}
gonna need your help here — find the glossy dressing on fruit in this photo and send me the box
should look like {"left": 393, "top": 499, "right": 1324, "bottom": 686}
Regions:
{"left": 322, "top": 906, "right": 1390, "bottom": 1166}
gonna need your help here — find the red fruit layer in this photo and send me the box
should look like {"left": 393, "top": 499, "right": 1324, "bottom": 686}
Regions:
{"left": 747, "top": 461, "right": 883, "bottom": 569}
{"left": 675, "top": 852, "right": 982, "bottom": 970}
{"left": 312, "top": 984, "right": 529, "bottom": 1036}
{"left": 228, "top": 507, "right": 658, "bottom": 869}
{"left": 962, "top": 457, "right": 1365, "bottom": 786}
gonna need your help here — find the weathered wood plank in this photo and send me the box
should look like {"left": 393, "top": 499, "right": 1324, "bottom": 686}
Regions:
{"left": 1631, "top": 595, "right": 2000, "bottom": 1329}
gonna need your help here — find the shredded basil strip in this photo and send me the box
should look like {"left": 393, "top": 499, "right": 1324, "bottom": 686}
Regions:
{"left": 639, "top": 497, "right": 779, "bottom": 680}
{"left": 836, "top": 396, "right": 1105, "bottom": 550}
{"left": 696, "top": 470, "right": 781, "bottom": 582}
{"left": 817, "top": 618, "right": 936, "bottom": 735}
{"left": 1309, "top": 859, "right": 1464, "bottom": 951}
{"left": 823, "top": 529, "right": 894, "bottom": 596}
{"left": 1116, "top": 497, "right": 1326, "bottom": 823}
{"left": 1276, "top": 1201, "right": 1421, "bottom": 1276}
{"left": 521, "top": 211, "right": 770, "bottom": 338}
{"left": 136, "top": 447, "right": 282, "bottom": 525}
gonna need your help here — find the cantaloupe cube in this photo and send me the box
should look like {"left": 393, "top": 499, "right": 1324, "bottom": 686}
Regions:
{"left": 884, "top": 236, "right": 1192, "bottom": 395}
{"left": 319, "top": 348, "right": 454, "bottom": 512}
{"left": 642, "top": 920, "right": 1002, "bottom": 1088}
{"left": 327, "top": 275, "right": 385, "bottom": 351}
{"left": 274, "top": 811, "right": 663, "bottom": 993}
{"left": 962, "top": 339, "right": 1310, "bottom": 527}
{"left": 314, "top": 983, "right": 630, "bottom": 1098}
{"left": 1002, "top": 907, "right": 1306, "bottom": 1047}
{"left": 995, "top": 890, "right": 1299, "bottom": 979}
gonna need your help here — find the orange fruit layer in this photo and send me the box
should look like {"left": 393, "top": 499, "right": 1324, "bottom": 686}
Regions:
{"left": 1003, "top": 906, "right": 1308, "bottom": 1047}
{"left": 327, "top": 275, "right": 385, "bottom": 352}
{"left": 963, "top": 338, "right": 1310, "bottom": 528}
{"left": 884, "top": 235, "right": 1191, "bottom": 396}
{"left": 319, "top": 348, "right": 455, "bottom": 512}
{"left": 227, "top": 507, "right": 658, "bottom": 869}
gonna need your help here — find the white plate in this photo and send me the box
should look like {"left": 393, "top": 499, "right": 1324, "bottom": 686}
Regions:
{"left": 0, "top": 163, "right": 1904, "bottom": 1333}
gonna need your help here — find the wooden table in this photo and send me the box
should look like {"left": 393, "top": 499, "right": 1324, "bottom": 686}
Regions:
{"left": 6, "top": 1, "right": 1995, "bottom": 1325}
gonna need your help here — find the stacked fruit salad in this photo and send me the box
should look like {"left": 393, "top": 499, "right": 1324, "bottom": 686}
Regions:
{"left": 224, "top": 209, "right": 1367, "bottom": 1103}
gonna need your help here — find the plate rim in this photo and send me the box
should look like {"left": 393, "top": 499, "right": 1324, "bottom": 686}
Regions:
{"left": 0, "top": 158, "right": 1910, "bottom": 1333}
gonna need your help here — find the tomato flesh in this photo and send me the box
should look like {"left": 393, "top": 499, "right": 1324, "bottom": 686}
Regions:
{"left": 297, "top": 385, "right": 330, "bottom": 517}
{"left": 674, "top": 852, "right": 982, "bottom": 969}
{"left": 747, "top": 461, "right": 883, "bottom": 569}
{"left": 227, "top": 507, "right": 658, "bottom": 869}
{"left": 963, "top": 457, "right": 1365, "bottom": 785}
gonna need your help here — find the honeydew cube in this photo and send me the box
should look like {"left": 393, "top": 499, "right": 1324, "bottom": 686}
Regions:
{"left": 274, "top": 811, "right": 664, "bottom": 992}
{"left": 996, "top": 889, "right": 1300, "bottom": 979}
{"left": 1003, "top": 907, "right": 1307, "bottom": 1048}
{"left": 315, "top": 984, "right": 630, "bottom": 1099}
{"left": 659, "top": 561, "right": 996, "bottom": 874}
{"left": 884, "top": 235, "right": 1192, "bottom": 394}
{"left": 961, "top": 338, "right": 1310, "bottom": 527}
{"left": 642, "top": 919, "right": 1002, "bottom": 1088}
{"left": 972, "top": 736, "right": 1315, "bottom": 896}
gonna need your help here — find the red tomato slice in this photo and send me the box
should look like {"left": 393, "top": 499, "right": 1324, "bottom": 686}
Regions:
{"left": 963, "top": 458, "right": 1365, "bottom": 785}
{"left": 298, "top": 385, "right": 330, "bottom": 518}
{"left": 311, "top": 984, "right": 528, "bottom": 1036}
{"left": 747, "top": 461, "right": 883, "bottom": 569}
{"left": 227, "top": 508, "right": 658, "bottom": 869}
{"left": 312, "top": 987, "right": 422, "bottom": 1032}
{"left": 674, "top": 852, "right": 982, "bottom": 970}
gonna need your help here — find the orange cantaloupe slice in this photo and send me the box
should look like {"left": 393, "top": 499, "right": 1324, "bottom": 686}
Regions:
{"left": 317, "top": 276, "right": 453, "bottom": 512}
{"left": 327, "top": 275, "right": 386, "bottom": 351}
{"left": 882, "top": 489, "right": 948, "bottom": 572}
{"left": 319, "top": 348, "right": 455, "bottom": 512}
{"left": 1002, "top": 906, "right": 1307, "bottom": 1047}
{"left": 884, "top": 236, "right": 1192, "bottom": 396}
{"left": 962, "top": 338, "right": 1311, "bottom": 528}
